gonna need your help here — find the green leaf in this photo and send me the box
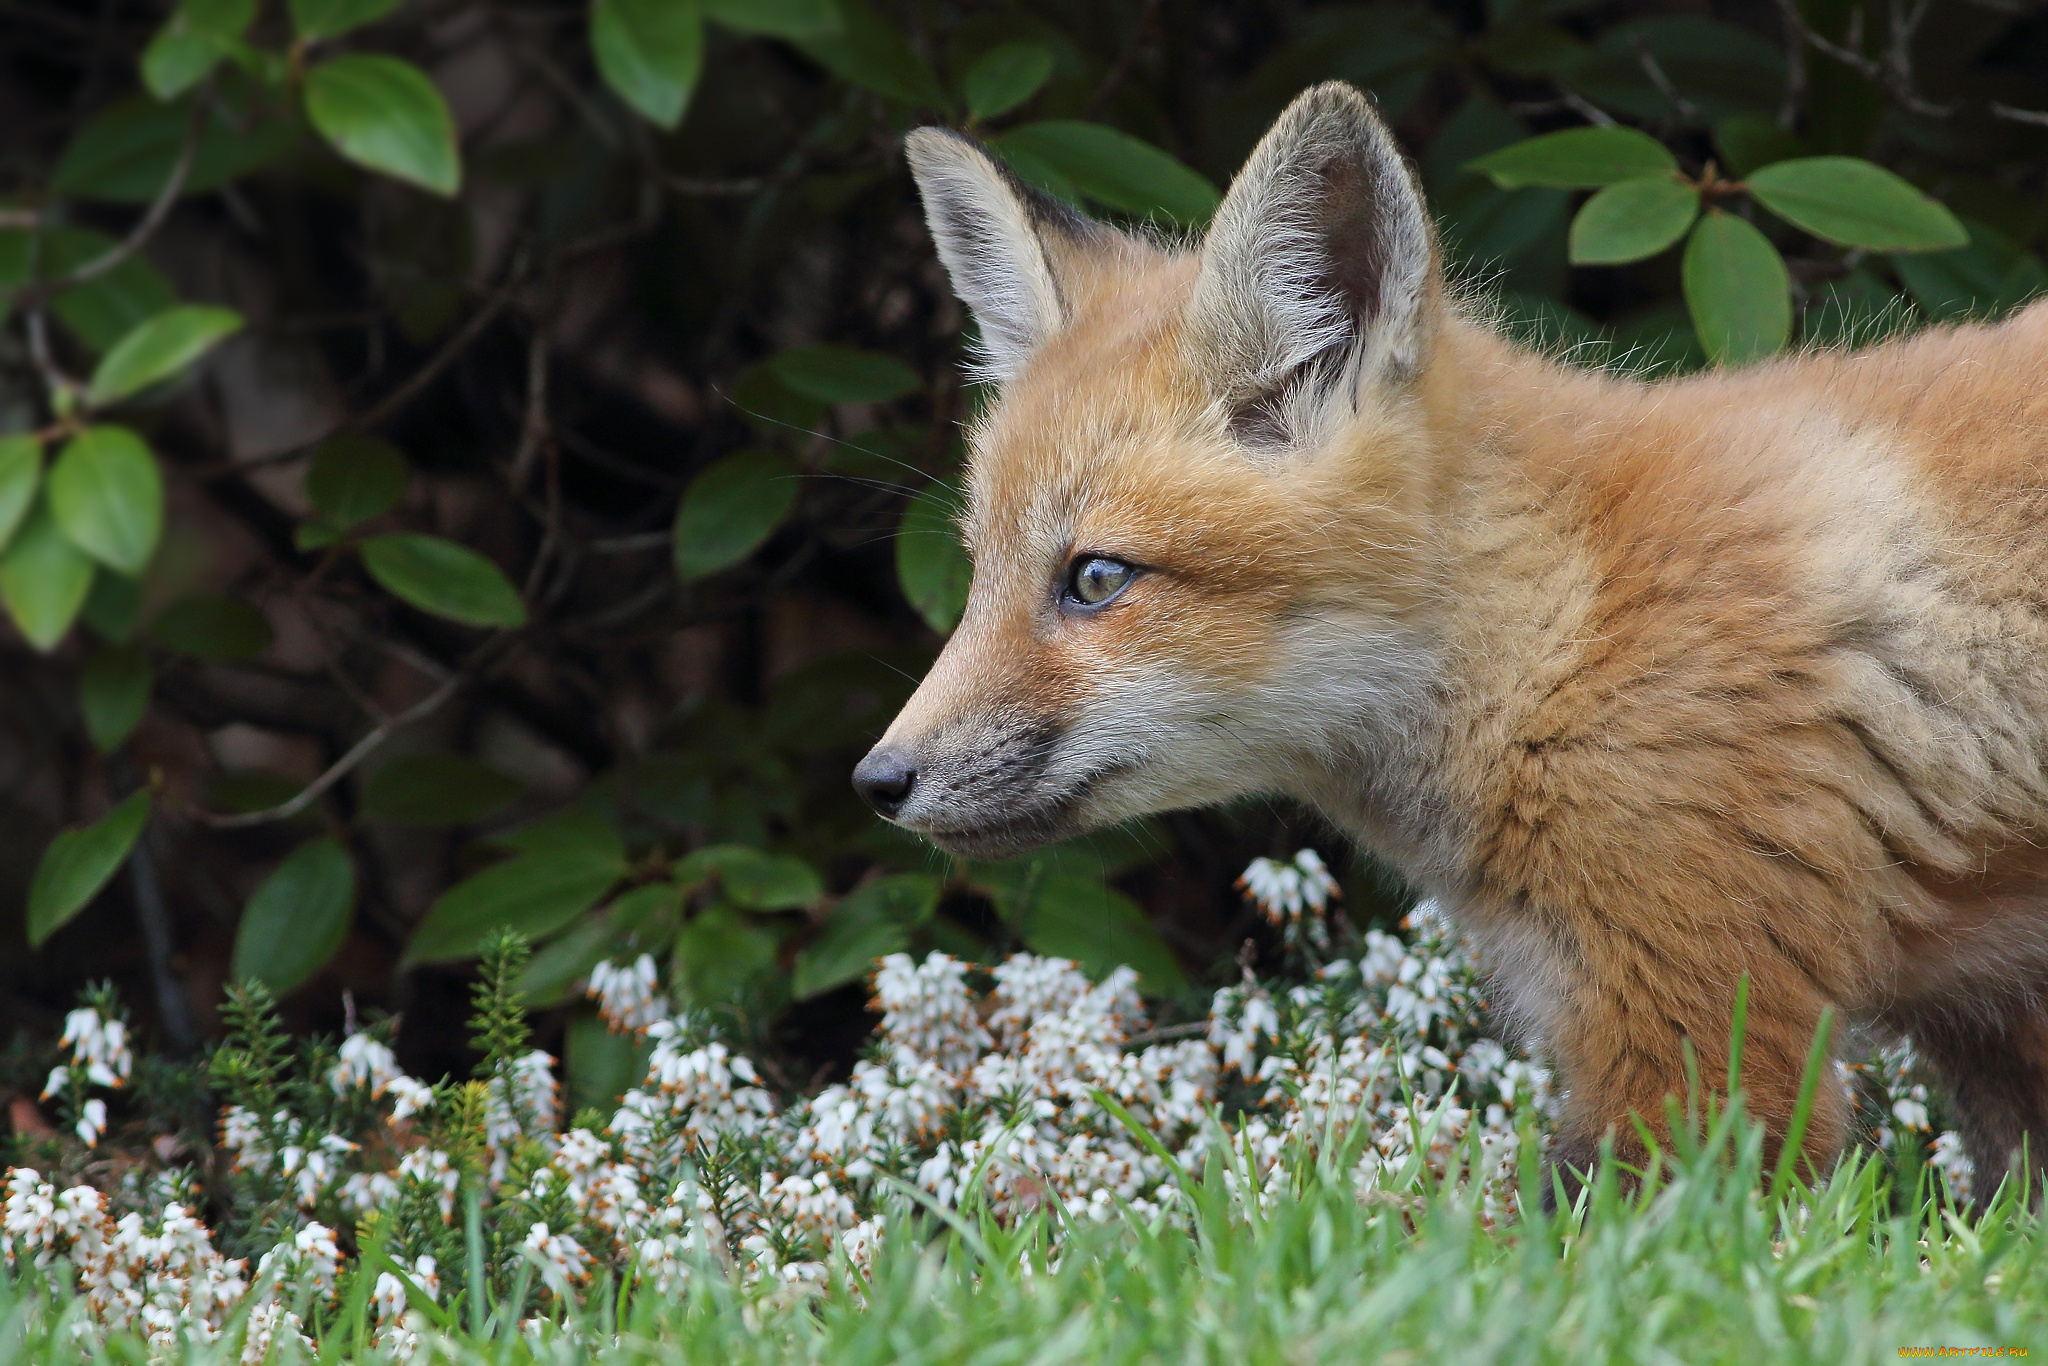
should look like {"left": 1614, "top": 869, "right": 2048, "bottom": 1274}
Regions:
{"left": 232, "top": 837, "right": 356, "bottom": 996}
{"left": 405, "top": 844, "right": 627, "bottom": 965}
{"left": 0, "top": 501, "right": 95, "bottom": 651}
{"left": 1467, "top": 126, "right": 1678, "bottom": 189}
{"left": 999, "top": 121, "right": 1220, "bottom": 223}
{"left": 591, "top": 0, "right": 703, "bottom": 130}
{"left": 791, "top": 0, "right": 946, "bottom": 107}
{"left": 520, "top": 918, "right": 620, "bottom": 1008}
{"left": 723, "top": 850, "right": 824, "bottom": 911}
{"left": 1746, "top": 157, "right": 1967, "bottom": 254}
{"left": 793, "top": 873, "right": 939, "bottom": 999}
{"left": 79, "top": 643, "right": 150, "bottom": 752}
{"left": 86, "top": 305, "right": 243, "bottom": 409}
{"left": 39, "top": 230, "right": 178, "bottom": 354}
{"left": 51, "top": 95, "right": 303, "bottom": 205}
{"left": 289, "top": 0, "right": 401, "bottom": 42}
{"left": 672, "top": 905, "right": 780, "bottom": 1004}
{"left": 494, "top": 805, "right": 624, "bottom": 861}
{"left": 701, "top": 0, "right": 838, "bottom": 37}
{"left": 1682, "top": 211, "right": 1791, "bottom": 367}
{"left": 361, "top": 752, "right": 525, "bottom": 827}
{"left": 896, "top": 480, "right": 969, "bottom": 634}
{"left": 142, "top": 0, "right": 257, "bottom": 100}
{"left": 997, "top": 868, "right": 1187, "bottom": 996}
{"left": 0, "top": 435, "right": 41, "bottom": 556}
{"left": 565, "top": 1012, "right": 654, "bottom": 1113}
{"left": 305, "top": 54, "right": 461, "bottom": 197}
{"left": 962, "top": 42, "right": 1055, "bottom": 121}
{"left": 307, "top": 434, "right": 408, "bottom": 529}
{"left": 361, "top": 533, "right": 528, "bottom": 628}
{"left": 149, "top": 594, "right": 274, "bottom": 662}
{"left": 1567, "top": 176, "right": 1698, "bottom": 265}
{"left": 81, "top": 570, "right": 142, "bottom": 643}
{"left": 48, "top": 427, "right": 163, "bottom": 576}
{"left": 27, "top": 790, "right": 151, "bottom": 948}
{"left": 671, "top": 451, "right": 798, "bottom": 581}
{"left": 1891, "top": 219, "right": 2048, "bottom": 323}
{"left": 771, "top": 345, "right": 921, "bottom": 404}
{"left": 1712, "top": 114, "right": 1808, "bottom": 179}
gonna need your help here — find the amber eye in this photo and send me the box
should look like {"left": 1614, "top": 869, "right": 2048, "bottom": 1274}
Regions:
{"left": 1065, "top": 556, "right": 1136, "bottom": 608}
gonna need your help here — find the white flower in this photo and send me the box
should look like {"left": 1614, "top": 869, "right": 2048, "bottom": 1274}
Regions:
{"left": 523, "top": 1222, "right": 590, "bottom": 1295}
{"left": 1237, "top": 849, "right": 1340, "bottom": 936}
{"left": 76, "top": 1099, "right": 108, "bottom": 1147}
{"left": 60, "top": 1008, "right": 133, "bottom": 1090}
{"left": 590, "top": 955, "right": 670, "bottom": 1034}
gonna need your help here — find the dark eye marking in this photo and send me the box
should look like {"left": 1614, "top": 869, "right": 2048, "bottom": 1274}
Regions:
{"left": 1062, "top": 555, "right": 1138, "bottom": 611}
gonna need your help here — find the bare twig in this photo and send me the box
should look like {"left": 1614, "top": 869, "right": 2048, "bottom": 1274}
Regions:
{"left": 351, "top": 283, "right": 521, "bottom": 434}
{"left": 191, "top": 664, "right": 475, "bottom": 830}
{"left": 22, "top": 89, "right": 208, "bottom": 303}
{"left": 1085, "top": 0, "right": 1163, "bottom": 119}
{"left": 1633, "top": 37, "right": 1701, "bottom": 123}
{"left": 508, "top": 327, "right": 551, "bottom": 493}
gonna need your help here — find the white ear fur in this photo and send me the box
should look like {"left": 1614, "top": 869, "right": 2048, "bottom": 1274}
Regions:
{"left": 905, "top": 128, "right": 1102, "bottom": 384}
{"left": 1188, "top": 83, "right": 1436, "bottom": 443}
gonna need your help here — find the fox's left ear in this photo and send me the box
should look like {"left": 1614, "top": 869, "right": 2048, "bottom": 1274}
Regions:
{"left": 1188, "top": 83, "right": 1437, "bottom": 444}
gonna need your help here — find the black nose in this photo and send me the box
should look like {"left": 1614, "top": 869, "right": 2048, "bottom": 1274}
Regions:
{"left": 853, "top": 748, "right": 918, "bottom": 817}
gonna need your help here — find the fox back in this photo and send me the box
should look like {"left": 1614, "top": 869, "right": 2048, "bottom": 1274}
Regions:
{"left": 855, "top": 83, "right": 2048, "bottom": 1196}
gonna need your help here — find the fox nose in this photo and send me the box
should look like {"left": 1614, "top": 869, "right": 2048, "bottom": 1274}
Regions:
{"left": 853, "top": 748, "right": 919, "bottom": 817}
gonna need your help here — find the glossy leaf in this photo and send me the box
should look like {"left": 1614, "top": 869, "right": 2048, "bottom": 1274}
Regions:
{"left": 771, "top": 346, "right": 920, "bottom": 404}
{"left": 0, "top": 501, "right": 95, "bottom": 651}
{"left": 405, "top": 843, "right": 627, "bottom": 965}
{"left": 1568, "top": 176, "right": 1698, "bottom": 265}
{"left": 1467, "top": 126, "right": 1678, "bottom": 189}
{"left": 232, "top": 837, "right": 355, "bottom": 996}
{"left": 1683, "top": 211, "right": 1791, "bottom": 367}
{"left": 149, "top": 594, "right": 274, "bottom": 662}
{"left": 48, "top": 427, "right": 163, "bottom": 576}
{"left": 962, "top": 42, "right": 1055, "bottom": 121}
{"left": 305, "top": 55, "right": 461, "bottom": 197}
{"left": 142, "top": 0, "right": 256, "bottom": 100}
{"left": 1747, "top": 157, "right": 1967, "bottom": 253}
{"left": 361, "top": 533, "right": 528, "bottom": 628}
{"left": 86, "top": 305, "right": 243, "bottom": 408}
{"left": 307, "top": 434, "right": 408, "bottom": 529}
{"left": 80, "top": 644, "right": 151, "bottom": 752}
{"left": 1001, "top": 121, "right": 1220, "bottom": 222}
{"left": 591, "top": 0, "right": 704, "bottom": 130}
{"left": 792, "top": 0, "right": 946, "bottom": 108}
{"left": 290, "top": 0, "right": 401, "bottom": 42}
{"left": 672, "top": 451, "right": 797, "bottom": 581}
{"left": 793, "top": 874, "right": 939, "bottom": 999}
{"left": 701, "top": 0, "right": 838, "bottom": 37}
{"left": 361, "top": 752, "right": 525, "bottom": 827}
{"left": 51, "top": 96, "right": 302, "bottom": 205}
{"left": 896, "top": 480, "right": 969, "bottom": 634}
{"left": 0, "top": 435, "right": 40, "bottom": 556}
{"left": 27, "top": 790, "right": 151, "bottom": 948}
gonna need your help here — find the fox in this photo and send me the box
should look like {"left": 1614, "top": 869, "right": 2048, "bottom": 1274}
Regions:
{"left": 851, "top": 81, "right": 2048, "bottom": 1199}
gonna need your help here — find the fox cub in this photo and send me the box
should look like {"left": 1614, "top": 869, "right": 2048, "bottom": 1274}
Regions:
{"left": 853, "top": 82, "right": 2048, "bottom": 1195}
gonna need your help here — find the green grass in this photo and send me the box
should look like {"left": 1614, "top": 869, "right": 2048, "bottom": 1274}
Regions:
{"left": 9, "top": 1114, "right": 2046, "bottom": 1364}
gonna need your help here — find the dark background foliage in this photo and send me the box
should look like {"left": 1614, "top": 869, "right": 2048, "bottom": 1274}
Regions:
{"left": 0, "top": 0, "right": 2042, "bottom": 1132}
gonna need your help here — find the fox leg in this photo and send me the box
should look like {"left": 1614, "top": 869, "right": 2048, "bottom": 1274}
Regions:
{"left": 1537, "top": 936, "right": 1847, "bottom": 1208}
{"left": 1907, "top": 1002, "right": 2048, "bottom": 1202}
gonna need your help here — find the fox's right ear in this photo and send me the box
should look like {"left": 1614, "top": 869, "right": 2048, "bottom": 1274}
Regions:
{"left": 1189, "top": 83, "right": 1437, "bottom": 446}
{"left": 905, "top": 128, "right": 1112, "bottom": 384}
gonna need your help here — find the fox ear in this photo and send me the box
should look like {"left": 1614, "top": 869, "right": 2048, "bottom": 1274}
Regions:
{"left": 906, "top": 128, "right": 1113, "bottom": 384}
{"left": 1189, "top": 83, "right": 1437, "bottom": 444}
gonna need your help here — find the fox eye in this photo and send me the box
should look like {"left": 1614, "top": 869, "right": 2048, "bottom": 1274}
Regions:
{"left": 1065, "top": 556, "right": 1136, "bottom": 608}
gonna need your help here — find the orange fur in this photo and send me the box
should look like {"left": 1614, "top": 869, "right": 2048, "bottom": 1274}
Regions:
{"left": 865, "top": 87, "right": 2048, "bottom": 1193}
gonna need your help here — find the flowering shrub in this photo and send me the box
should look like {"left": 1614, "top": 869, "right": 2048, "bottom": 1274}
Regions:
{"left": 0, "top": 851, "right": 1971, "bottom": 1354}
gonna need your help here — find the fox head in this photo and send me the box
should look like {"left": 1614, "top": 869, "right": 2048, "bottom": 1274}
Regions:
{"left": 855, "top": 83, "right": 1455, "bottom": 859}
